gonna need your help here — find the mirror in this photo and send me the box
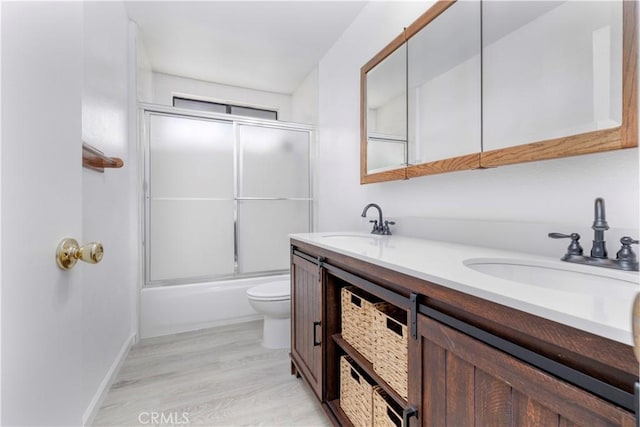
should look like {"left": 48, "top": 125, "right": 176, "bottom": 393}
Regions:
{"left": 482, "top": 1, "right": 623, "bottom": 153}
{"left": 407, "top": 1, "right": 481, "bottom": 172}
{"left": 362, "top": 37, "right": 407, "bottom": 183}
{"left": 360, "top": 0, "right": 636, "bottom": 183}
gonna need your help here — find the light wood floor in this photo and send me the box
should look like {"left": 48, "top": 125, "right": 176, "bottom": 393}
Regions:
{"left": 93, "top": 321, "right": 331, "bottom": 426}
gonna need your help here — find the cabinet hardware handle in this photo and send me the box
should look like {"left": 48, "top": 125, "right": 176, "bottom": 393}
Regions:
{"left": 313, "top": 321, "right": 321, "bottom": 346}
{"left": 410, "top": 292, "right": 418, "bottom": 339}
{"left": 402, "top": 406, "right": 418, "bottom": 427}
{"left": 633, "top": 293, "right": 640, "bottom": 363}
{"left": 316, "top": 256, "right": 325, "bottom": 283}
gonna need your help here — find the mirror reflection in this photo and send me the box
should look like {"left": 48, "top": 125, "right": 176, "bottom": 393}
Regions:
{"left": 407, "top": 1, "right": 481, "bottom": 166}
{"left": 366, "top": 44, "right": 407, "bottom": 174}
{"left": 482, "top": 1, "right": 623, "bottom": 151}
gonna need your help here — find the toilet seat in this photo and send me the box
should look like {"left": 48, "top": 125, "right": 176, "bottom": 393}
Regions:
{"left": 247, "top": 281, "right": 290, "bottom": 301}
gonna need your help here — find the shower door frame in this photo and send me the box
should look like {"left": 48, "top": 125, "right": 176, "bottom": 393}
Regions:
{"left": 140, "top": 103, "right": 315, "bottom": 287}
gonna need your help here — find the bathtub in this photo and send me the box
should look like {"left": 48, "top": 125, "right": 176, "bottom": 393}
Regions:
{"left": 140, "top": 274, "right": 290, "bottom": 338}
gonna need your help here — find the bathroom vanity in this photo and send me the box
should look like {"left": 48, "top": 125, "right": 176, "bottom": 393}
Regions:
{"left": 289, "top": 233, "right": 639, "bottom": 427}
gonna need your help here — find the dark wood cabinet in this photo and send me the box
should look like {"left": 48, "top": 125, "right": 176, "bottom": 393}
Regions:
{"left": 290, "top": 253, "right": 323, "bottom": 399}
{"left": 409, "top": 313, "right": 636, "bottom": 427}
{"left": 290, "top": 240, "right": 638, "bottom": 427}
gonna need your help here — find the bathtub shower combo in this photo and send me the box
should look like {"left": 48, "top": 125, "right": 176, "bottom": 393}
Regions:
{"left": 139, "top": 105, "right": 312, "bottom": 344}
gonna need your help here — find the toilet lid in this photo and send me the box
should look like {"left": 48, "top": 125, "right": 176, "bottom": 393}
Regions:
{"left": 247, "top": 281, "right": 290, "bottom": 300}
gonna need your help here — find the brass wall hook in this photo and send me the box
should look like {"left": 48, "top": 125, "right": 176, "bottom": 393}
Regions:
{"left": 56, "top": 238, "right": 104, "bottom": 270}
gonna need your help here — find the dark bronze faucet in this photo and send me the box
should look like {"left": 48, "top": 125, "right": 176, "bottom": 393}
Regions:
{"left": 361, "top": 203, "right": 395, "bottom": 235}
{"left": 591, "top": 197, "right": 609, "bottom": 258}
{"left": 549, "top": 197, "right": 638, "bottom": 271}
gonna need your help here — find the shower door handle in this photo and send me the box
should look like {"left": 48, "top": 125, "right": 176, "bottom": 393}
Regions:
{"left": 313, "top": 321, "right": 321, "bottom": 346}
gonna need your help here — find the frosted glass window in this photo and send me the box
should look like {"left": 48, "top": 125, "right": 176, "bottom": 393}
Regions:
{"left": 149, "top": 200, "right": 235, "bottom": 281}
{"left": 173, "top": 97, "right": 227, "bottom": 114}
{"left": 230, "top": 105, "right": 277, "bottom": 120}
{"left": 150, "top": 114, "right": 234, "bottom": 198}
{"left": 238, "top": 125, "right": 310, "bottom": 198}
{"left": 237, "top": 200, "right": 311, "bottom": 274}
{"left": 482, "top": 1, "right": 622, "bottom": 150}
{"left": 173, "top": 97, "right": 277, "bottom": 120}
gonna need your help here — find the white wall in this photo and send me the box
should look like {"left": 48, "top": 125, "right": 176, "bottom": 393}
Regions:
{"left": 81, "top": 2, "right": 136, "bottom": 424}
{"left": 317, "top": 2, "right": 639, "bottom": 254}
{"left": 135, "top": 24, "right": 153, "bottom": 104}
{"left": 291, "top": 66, "right": 318, "bottom": 125}
{"left": 153, "top": 72, "right": 293, "bottom": 121}
{"left": 0, "top": 2, "right": 4, "bottom": 422}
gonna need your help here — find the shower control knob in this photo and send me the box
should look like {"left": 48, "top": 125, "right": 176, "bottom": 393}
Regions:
{"left": 56, "top": 238, "right": 104, "bottom": 270}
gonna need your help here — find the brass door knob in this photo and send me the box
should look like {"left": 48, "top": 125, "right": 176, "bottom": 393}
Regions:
{"left": 56, "top": 238, "right": 104, "bottom": 270}
{"left": 633, "top": 293, "right": 640, "bottom": 363}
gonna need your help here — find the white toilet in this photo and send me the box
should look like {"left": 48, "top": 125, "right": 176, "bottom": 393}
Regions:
{"left": 247, "top": 280, "right": 291, "bottom": 349}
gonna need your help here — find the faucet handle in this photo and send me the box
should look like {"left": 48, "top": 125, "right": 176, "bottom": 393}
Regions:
{"left": 548, "top": 232, "right": 583, "bottom": 256}
{"left": 617, "top": 237, "right": 639, "bottom": 259}
{"left": 620, "top": 236, "right": 639, "bottom": 246}
{"left": 369, "top": 220, "right": 380, "bottom": 234}
{"left": 382, "top": 220, "right": 396, "bottom": 235}
{"left": 616, "top": 237, "right": 639, "bottom": 271}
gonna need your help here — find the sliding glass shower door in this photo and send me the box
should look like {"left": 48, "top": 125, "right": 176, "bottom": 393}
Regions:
{"left": 144, "top": 109, "right": 313, "bottom": 286}
{"left": 237, "top": 124, "right": 311, "bottom": 274}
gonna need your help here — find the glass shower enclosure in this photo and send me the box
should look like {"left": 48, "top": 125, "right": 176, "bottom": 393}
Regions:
{"left": 142, "top": 106, "right": 313, "bottom": 286}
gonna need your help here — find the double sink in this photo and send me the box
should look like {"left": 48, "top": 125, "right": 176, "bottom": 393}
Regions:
{"left": 303, "top": 232, "right": 639, "bottom": 345}
{"left": 321, "top": 232, "right": 637, "bottom": 294}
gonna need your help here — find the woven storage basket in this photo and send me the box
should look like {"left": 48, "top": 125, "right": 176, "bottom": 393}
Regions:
{"left": 340, "top": 356, "right": 376, "bottom": 427}
{"left": 373, "top": 388, "right": 404, "bottom": 427}
{"left": 341, "top": 286, "right": 383, "bottom": 362}
{"left": 373, "top": 302, "right": 408, "bottom": 400}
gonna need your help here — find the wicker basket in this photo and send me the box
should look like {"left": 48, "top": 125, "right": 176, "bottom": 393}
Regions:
{"left": 340, "top": 356, "right": 376, "bottom": 427}
{"left": 373, "top": 388, "right": 404, "bottom": 427}
{"left": 373, "top": 302, "right": 408, "bottom": 400}
{"left": 341, "top": 286, "right": 383, "bottom": 362}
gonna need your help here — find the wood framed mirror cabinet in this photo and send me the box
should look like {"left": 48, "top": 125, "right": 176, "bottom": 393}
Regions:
{"left": 360, "top": 0, "right": 637, "bottom": 184}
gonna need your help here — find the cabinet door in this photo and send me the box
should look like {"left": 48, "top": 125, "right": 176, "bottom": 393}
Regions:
{"left": 361, "top": 34, "right": 408, "bottom": 184}
{"left": 481, "top": 0, "right": 636, "bottom": 167}
{"left": 408, "top": 314, "right": 635, "bottom": 427}
{"left": 291, "top": 254, "right": 323, "bottom": 400}
{"left": 406, "top": 0, "right": 481, "bottom": 177}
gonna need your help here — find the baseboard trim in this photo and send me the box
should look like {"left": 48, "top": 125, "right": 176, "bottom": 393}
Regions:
{"left": 142, "top": 314, "right": 263, "bottom": 339}
{"left": 82, "top": 333, "right": 136, "bottom": 426}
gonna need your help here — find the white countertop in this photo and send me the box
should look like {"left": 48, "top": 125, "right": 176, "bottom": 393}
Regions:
{"left": 290, "top": 232, "right": 639, "bottom": 346}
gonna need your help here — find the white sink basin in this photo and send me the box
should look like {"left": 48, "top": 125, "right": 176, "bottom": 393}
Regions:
{"left": 463, "top": 258, "right": 638, "bottom": 296}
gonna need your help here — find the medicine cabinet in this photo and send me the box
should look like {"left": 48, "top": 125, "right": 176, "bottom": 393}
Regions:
{"left": 361, "top": 32, "right": 408, "bottom": 183}
{"left": 360, "top": 0, "right": 637, "bottom": 184}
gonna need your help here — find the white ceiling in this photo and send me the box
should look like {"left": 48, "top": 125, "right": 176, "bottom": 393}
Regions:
{"left": 125, "top": 1, "right": 367, "bottom": 95}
